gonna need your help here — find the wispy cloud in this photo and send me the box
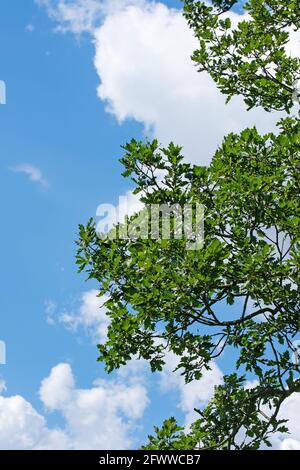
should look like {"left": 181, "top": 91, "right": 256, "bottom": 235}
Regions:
{"left": 0, "top": 379, "right": 6, "bottom": 394}
{"left": 10, "top": 164, "right": 49, "bottom": 188}
{"left": 25, "top": 24, "right": 35, "bottom": 33}
{"left": 36, "top": 0, "right": 105, "bottom": 34}
{"left": 36, "top": 0, "right": 144, "bottom": 34}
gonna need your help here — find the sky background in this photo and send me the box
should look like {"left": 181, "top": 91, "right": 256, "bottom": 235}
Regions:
{"left": 0, "top": 0, "right": 299, "bottom": 450}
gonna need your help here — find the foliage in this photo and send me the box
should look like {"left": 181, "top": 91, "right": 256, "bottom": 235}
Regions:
{"left": 184, "top": 0, "right": 300, "bottom": 111}
{"left": 76, "top": 0, "right": 300, "bottom": 449}
{"left": 142, "top": 375, "right": 290, "bottom": 450}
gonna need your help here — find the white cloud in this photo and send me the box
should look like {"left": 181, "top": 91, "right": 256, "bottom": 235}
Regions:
{"left": 38, "top": 1, "right": 300, "bottom": 167}
{"left": 281, "top": 438, "right": 300, "bottom": 450}
{"left": 159, "top": 350, "right": 223, "bottom": 426}
{"left": 36, "top": 0, "right": 144, "bottom": 34}
{"left": 256, "top": 391, "right": 300, "bottom": 450}
{"left": 276, "top": 393, "right": 300, "bottom": 450}
{"left": 40, "top": 363, "right": 149, "bottom": 449}
{"left": 0, "top": 380, "right": 6, "bottom": 394}
{"left": 56, "top": 296, "right": 222, "bottom": 426}
{"left": 0, "top": 394, "right": 69, "bottom": 450}
{"left": 58, "top": 293, "right": 300, "bottom": 447}
{"left": 25, "top": 24, "right": 35, "bottom": 32}
{"left": 11, "top": 164, "right": 48, "bottom": 188}
{"left": 59, "top": 289, "right": 110, "bottom": 343}
{"left": 2, "top": 361, "right": 299, "bottom": 449}
{"left": 56, "top": 292, "right": 223, "bottom": 425}
{"left": 115, "top": 357, "right": 148, "bottom": 385}
{"left": 110, "top": 190, "right": 144, "bottom": 223}
{"left": 45, "top": 300, "right": 57, "bottom": 325}
{"left": 94, "top": 3, "right": 292, "bottom": 164}
{"left": 36, "top": 0, "right": 104, "bottom": 33}
{"left": 233, "top": 384, "right": 300, "bottom": 449}
{"left": 244, "top": 379, "right": 260, "bottom": 390}
{"left": 96, "top": 189, "right": 144, "bottom": 234}
{"left": 40, "top": 363, "right": 75, "bottom": 410}
{"left": 159, "top": 350, "right": 300, "bottom": 446}
{"left": 286, "top": 27, "right": 300, "bottom": 58}
{"left": 38, "top": 1, "right": 296, "bottom": 164}
{"left": 0, "top": 362, "right": 149, "bottom": 450}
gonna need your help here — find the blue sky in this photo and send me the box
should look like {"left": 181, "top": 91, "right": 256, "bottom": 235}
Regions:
{"left": 0, "top": 0, "right": 299, "bottom": 450}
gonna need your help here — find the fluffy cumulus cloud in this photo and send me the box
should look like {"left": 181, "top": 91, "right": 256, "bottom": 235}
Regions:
{"left": 159, "top": 351, "right": 223, "bottom": 426}
{"left": 37, "top": 0, "right": 298, "bottom": 164}
{"left": 0, "top": 363, "right": 149, "bottom": 450}
{"left": 1, "top": 361, "right": 300, "bottom": 449}
{"left": 159, "top": 350, "right": 300, "bottom": 447}
{"left": 59, "top": 289, "right": 110, "bottom": 343}
{"left": 94, "top": 2, "right": 288, "bottom": 164}
{"left": 0, "top": 354, "right": 222, "bottom": 449}
{"left": 57, "top": 288, "right": 223, "bottom": 427}
{"left": 272, "top": 393, "right": 300, "bottom": 450}
{"left": 0, "top": 394, "right": 69, "bottom": 450}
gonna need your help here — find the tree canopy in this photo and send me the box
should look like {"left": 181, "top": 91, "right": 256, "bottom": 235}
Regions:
{"left": 184, "top": 0, "right": 300, "bottom": 112}
{"left": 76, "top": 0, "right": 300, "bottom": 449}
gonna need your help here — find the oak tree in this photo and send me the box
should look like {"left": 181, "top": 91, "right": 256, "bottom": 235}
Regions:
{"left": 77, "top": 0, "right": 300, "bottom": 449}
